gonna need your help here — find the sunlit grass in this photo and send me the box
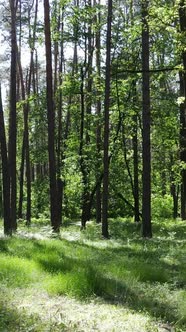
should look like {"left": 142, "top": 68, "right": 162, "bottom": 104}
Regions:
{"left": 0, "top": 218, "right": 186, "bottom": 330}
{"left": 0, "top": 255, "right": 40, "bottom": 288}
{"left": 0, "top": 291, "right": 68, "bottom": 332}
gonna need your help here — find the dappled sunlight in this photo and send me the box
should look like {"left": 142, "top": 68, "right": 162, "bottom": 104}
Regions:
{"left": 2, "top": 287, "right": 162, "bottom": 332}
{"left": 0, "top": 219, "right": 185, "bottom": 331}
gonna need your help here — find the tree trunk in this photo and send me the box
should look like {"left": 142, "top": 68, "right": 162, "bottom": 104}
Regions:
{"left": 18, "top": 133, "right": 25, "bottom": 219}
{"left": 102, "top": 0, "right": 112, "bottom": 239}
{"left": 171, "top": 183, "right": 179, "bottom": 219}
{"left": 44, "top": 0, "right": 59, "bottom": 232}
{"left": 0, "top": 86, "right": 11, "bottom": 235}
{"left": 131, "top": 80, "right": 140, "bottom": 223}
{"left": 79, "top": 68, "right": 89, "bottom": 229}
{"left": 95, "top": 0, "right": 102, "bottom": 224}
{"left": 9, "top": 0, "right": 17, "bottom": 232}
{"left": 142, "top": 0, "right": 152, "bottom": 238}
{"left": 56, "top": 6, "right": 65, "bottom": 226}
{"left": 24, "top": 0, "right": 38, "bottom": 226}
{"left": 0, "top": 160, "right": 3, "bottom": 218}
{"left": 179, "top": 0, "right": 186, "bottom": 219}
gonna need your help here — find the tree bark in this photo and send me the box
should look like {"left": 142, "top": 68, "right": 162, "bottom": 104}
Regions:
{"left": 95, "top": 0, "right": 102, "bottom": 224}
{"left": 179, "top": 0, "right": 186, "bottom": 220}
{"left": 56, "top": 5, "right": 65, "bottom": 226}
{"left": 44, "top": 0, "right": 59, "bottom": 232}
{"left": 79, "top": 1, "right": 94, "bottom": 228}
{"left": 79, "top": 68, "right": 89, "bottom": 229}
{"left": 132, "top": 80, "right": 140, "bottom": 222}
{"left": 102, "top": 0, "right": 112, "bottom": 239}
{"left": 142, "top": 0, "right": 152, "bottom": 238}
{"left": 0, "top": 160, "right": 3, "bottom": 218}
{"left": 0, "top": 86, "right": 11, "bottom": 235}
{"left": 169, "top": 153, "right": 178, "bottom": 219}
{"left": 9, "top": 0, "right": 17, "bottom": 231}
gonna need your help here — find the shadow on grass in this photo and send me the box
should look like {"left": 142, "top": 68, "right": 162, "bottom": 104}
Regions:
{"left": 0, "top": 234, "right": 185, "bottom": 286}
{"left": 0, "top": 234, "right": 185, "bottom": 287}
{"left": 0, "top": 238, "right": 9, "bottom": 253}
{"left": 27, "top": 241, "right": 185, "bottom": 327}
{"left": 0, "top": 223, "right": 186, "bottom": 329}
{"left": 0, "top": 295, "right": 67, "bottom": 332}
{"left": 37, "top": 252, "right": 186, "bottom": 327}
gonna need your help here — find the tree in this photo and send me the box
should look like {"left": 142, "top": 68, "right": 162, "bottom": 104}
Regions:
{"left": 141, "top": 0, "right": 152, "bottom": 237}
{"left": 0, "top": 0, "right": 184, "bottom": 234}
{"left": 17, "top": 0, "right": 39, "bottom": 225}
{"left": 102, "top": 0, "right": 113, "bottom": 238}
{"left": 0, "top": 85, "right": 11, "bottom": 235}
{"left": 44, "top": 0, "right": 60, "bottom": 232}
{"left": 9, "top": 0, "right": 17, "bottom": 231}
{"left": 179, "top": 0, "right": 186, "bottom": 220}
{"left": 95, "top": 0, "right": 102, "bottom": 224}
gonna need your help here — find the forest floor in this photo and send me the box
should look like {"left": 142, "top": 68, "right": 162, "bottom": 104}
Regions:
{"left": 0, "top": 218, "right": 186, "bottom": 332}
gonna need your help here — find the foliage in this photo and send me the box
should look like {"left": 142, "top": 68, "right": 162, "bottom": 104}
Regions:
{"left": 151, "top": 195, "right": 173, "bottom": 219}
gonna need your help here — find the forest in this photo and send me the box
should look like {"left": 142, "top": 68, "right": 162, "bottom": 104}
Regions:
{"left": 0, "top": 0, "right": 186, "bottom": 331}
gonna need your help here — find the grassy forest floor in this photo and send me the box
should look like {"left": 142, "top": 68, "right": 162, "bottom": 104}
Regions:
{"left": 0, "top": 218, "right": 186, "bottom": 332}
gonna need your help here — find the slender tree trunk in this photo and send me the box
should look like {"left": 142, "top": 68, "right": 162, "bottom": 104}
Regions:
{"left": 81, "top": 0, "right": 94, "bottom": 226}
{"left": 44, "top": 0, "right": 59, "bottom": 232}
{"left": 161, "top": 152, "right": 166, "bottom": 196}
{"left": 102, "top": 0, "right": 112, "bottom": 238}
{"left": 24, "top": 107, "right": 31, "bottom": 225}
{"left": 9, "top": 0, "right": 17, "bottom": 231}
{"left": 170, "top": 154, "right": 178, "bottom": 219}
{"left": 56, "top": 6, "right": 65, "bottom": 226}
{"left": 86, "top": 0, "right": 93, "bottom": 143}
{"left": 0, "top": 86, "right": 11, "bottom": 235}
{"left": 17, "top": 54, "right": 31, "bottom": 224}
{"left": 79, "top": 0, "right": 94, "bottom": 228}
{"left": 17, "top": 5, "right": 38, "bottom": 224}
{"left": 62, "top": 13, "right": 78, "bottom": 217}
{"left": 95, "top": 0, "right": 102, "bottom": 224}
{"left": 129, "top": 0, "right": 140, "bottom": 219}
{"left": 53, "top": 0, "right": 60, "bottom": 95}
{"left": 179, "top": 0, "right": 186, "bottom": 220}
{"left": 142, "top": 0, "right": 152, "bottom": 238}
{"left": 24, "top": 0, "right": 38, "bottom": 226}
{"left": 0, "top": 160, "right": 2, "bottom": 218}
{"left": 79, "top": 68, "right": 89, "bottom": 229}
{"left": 180, "top": 70, "right": 186, "bottom": 219}
{"left": 18, "top": 133, "right": 25, "bottom": 219}
{"left": 132, "top": 80, "right": 140, "bottom": 222}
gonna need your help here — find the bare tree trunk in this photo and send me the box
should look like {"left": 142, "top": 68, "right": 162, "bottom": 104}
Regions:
{"left": 130, "top": 0, "right": 140, "bottom": 223}
{"left": 24, "top": 0, "right": 38, "bottom": 226}
{"left": 79, "top": 0, "right": 94, "bottom": 228}
{"left": 9, "top": 0, "right": 17, "bottom": 231}
{"left": 102, "top": 0, "right": 112, "bottom": 239}
{"left": 180, "top": 71, "right": 186, "bottom": 219}
{"left": 0, "top": 160, "right": 3, "bottom": 218}
{"left": 44, "top": 0, "right": 59, "bottom": 232}
{"left": 56, "top": 5, "right": 65, "bottom": 226}
{"left": 132, "top": 80, "right": 140, "bottom": 222}
{"left": 142, "top": 0, "right": 152, "bottom": 238}
{"left": 95, "top": 0, "right": 102, "bottom": 224}
{"left": 79, "top": 68, "right": 89, "bottom": 229}
{"left": 170, "top": 154, "right": 178, "bottom": 219}
{"left": 179, "top": 0, "right": 186, "bottom": 220}
{"left": 18, "top": 133, "right": 25, "bottom": 219}
{"left": 0, "top": 86, "right": 11, "bottom": 235}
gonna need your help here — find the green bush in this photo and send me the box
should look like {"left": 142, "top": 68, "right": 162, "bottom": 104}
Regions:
{"left": 152, "top": 194, "right": 173, "bottom": 219}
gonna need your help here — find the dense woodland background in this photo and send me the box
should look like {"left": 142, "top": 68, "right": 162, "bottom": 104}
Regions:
{"left": 0, "top": 0, "right": 186, "bottom": 236}
{"left": 1, "top": 1, "right": 186, "bottom": 331}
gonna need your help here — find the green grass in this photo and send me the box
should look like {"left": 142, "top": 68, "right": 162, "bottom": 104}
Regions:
{"left": 0, "top": 218, "right": 186, "bottom": 331}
